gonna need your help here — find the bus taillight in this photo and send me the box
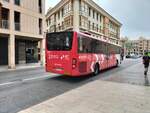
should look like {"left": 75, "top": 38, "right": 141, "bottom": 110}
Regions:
{"left": 72, "top": 58, "right": 77, "bottom": 69}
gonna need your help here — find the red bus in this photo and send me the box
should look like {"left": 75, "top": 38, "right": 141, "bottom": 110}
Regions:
{"left": 46, "top": 31, "right": 121, "bottom": 76}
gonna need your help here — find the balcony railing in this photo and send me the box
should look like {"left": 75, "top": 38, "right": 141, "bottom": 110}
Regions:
{"left": 87, "top": 25, "right": 104, "bottom": 34}
{"left": 79, "top": 6, "right": 88, "bottom": 17}
{"left": 0, "top": 20, "right": 9, "bottom": 29}
{"left": 15, "top": 22, "right": 20, "bottom": 31}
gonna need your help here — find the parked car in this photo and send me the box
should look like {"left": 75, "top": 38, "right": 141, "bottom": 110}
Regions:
{"left": 126, "top": 55, "right": 131, "bottom": 58}
{"left": 126, "top": 54, "right": 141, "bottom": 59}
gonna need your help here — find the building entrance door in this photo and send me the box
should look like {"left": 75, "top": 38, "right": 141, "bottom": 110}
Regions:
{"left": 26, "top": 41, "right": 38, "bottom": 63}
{"left": 0, "top": 37, "right": 8, "bottom": 65}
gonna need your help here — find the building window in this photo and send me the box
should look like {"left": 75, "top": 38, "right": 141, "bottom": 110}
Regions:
{"left": 64, "top": 2, "right": 72, "bottom": 16}
{"left": 89, "top": 21, "right": 91, "bottom": 30}
{"left": 14, "top": 11, "right": 20, "bottom": 31}
{"left": 61, "top": 8, "right": 64, "bottom": 17}
{"left": 89, "top": 8, "right": 91, "bottom": 16}
{"left": 97, "top": 24, "right": 98, "bottom": 32}
{"left": 80, "top": 16, "right": 88, "bottom": 28}
{"left": 46, "top": 20, "right": 48, "bottom": 26}
{"left": 64, "top": 16, "right": 73, "bottom": 28}
{"left": 49, "top": 18, "right": 51, "bottom": 25}
{"left": 39, "top": 19, "right": 42, "bottom": 34}
{"left": 1, "top": 8, "right": 9, "bottom": 29}
{"left": 58, "top": 11, "right": 60, "bottom": 20}
{"left": 38, "top": 0, "right": 42, "bottom": 13}
{"left": 92, "top": 23, "right": 94, "bottom": 30}
{"left": 100, "top": 15, "right": 102, "bottom": 22}
{"left": 80, "top": 1, "right": 88, "bottom": 14}
{"left": 62, "top": 22, "right": 64, "bottom": 29}
{"left": 97, "top": 13, "right": 99, "bottom": 21}
{"left": 93, "top": 10, "right": 95, "bottom": 19}
{"left": 14, "top": 0, "right": 20, "bottom": 6}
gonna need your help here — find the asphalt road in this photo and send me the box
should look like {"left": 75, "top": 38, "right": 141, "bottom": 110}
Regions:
{"left": 0, "top": 58, "right": 145, "bottom": 113}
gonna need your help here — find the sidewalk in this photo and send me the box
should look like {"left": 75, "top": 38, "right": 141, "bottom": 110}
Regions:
{"left": 18, "top": 80, "right": 150, "bottom": 113}
{"left": 0, "top": 63, "right": 42, "bottom": 73}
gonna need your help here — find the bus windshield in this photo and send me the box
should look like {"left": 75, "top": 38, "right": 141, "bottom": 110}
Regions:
{"left": 46, "top": 32, "right": 73, "bottom": 51}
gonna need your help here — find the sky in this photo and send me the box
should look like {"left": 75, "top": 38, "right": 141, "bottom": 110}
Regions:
{"left": 45, "top": 0, "right": 150, "bottom": 39}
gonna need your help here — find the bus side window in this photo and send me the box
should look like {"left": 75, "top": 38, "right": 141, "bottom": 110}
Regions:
{"left": 90, "top": 40, "right": 96, "bottom": 53}
{"left": 101, "top": 43, "right": 107, "bottom": 55}
{"left": 65, "top": 36, "right": 69, "bottom": 47}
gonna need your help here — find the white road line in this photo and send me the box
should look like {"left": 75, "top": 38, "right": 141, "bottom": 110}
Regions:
{"left": 0, "top": 81, "right": 20, "bottom": 86}
{"left": 23, "top": 74, "right": 60, "bottom": 81}
{"left": 0, "top": 74, "right": 61, "bottom": 87}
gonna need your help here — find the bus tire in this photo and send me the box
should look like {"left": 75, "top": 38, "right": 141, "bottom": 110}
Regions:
{"left": 93, "top": 63, "right": 100, "bottom": 76}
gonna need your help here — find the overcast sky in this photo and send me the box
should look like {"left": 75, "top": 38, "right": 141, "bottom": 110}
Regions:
{"left": 45, "top": 0, "right": 150, "bottom": 39}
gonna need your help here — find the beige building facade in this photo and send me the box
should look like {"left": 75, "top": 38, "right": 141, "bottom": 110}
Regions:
{"left": 139, "top": 38, "right": 150, "bottom": 55}
{"left": 120, "top": 37, "right": 150, "bottom": 55}
{"left": 46, "top": 0, "right": 122, "bottom": 45}
{"left": 0, "top": 0, "right": 45, "bottom": 68}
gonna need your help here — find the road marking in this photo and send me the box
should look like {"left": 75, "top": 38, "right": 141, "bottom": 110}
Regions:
{"left": 0, "top": 81, "right": 21, "bottom": 86}
{"left": 0, "top": 74, "right": 61, "bottom": 87}
{"left": 23, "top": 74, "right": 60, "bottom": 81}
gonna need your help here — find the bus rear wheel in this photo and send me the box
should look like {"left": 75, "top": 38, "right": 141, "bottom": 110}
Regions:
{"left": 93, "top": 64, "right": 100, "bottom": 75}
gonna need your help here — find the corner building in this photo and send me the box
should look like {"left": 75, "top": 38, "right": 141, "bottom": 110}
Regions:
{"left": 139, "top": 38, "right": 150, "bottom": 55}
{"left": 0, "top": 0, "right": 45, "bottom": 68}
{"left": 46, "top": 0, "right": 122, "bottom": 45}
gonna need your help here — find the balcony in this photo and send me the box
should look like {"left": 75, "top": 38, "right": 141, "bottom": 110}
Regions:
{"left": 1, "top": 8, "right": 9, "bottom": 29}
{"left": 80, "top": 21, "right": 88, "bottom": 30}
{"left": 87, "top": 25, "right": 104, "bottom": 35}
{"left": 0, "top": 20, "right": 9, "bottom": 29}
{"left": 79, "top": 6, "right": 88, "bottom": 17}
{"left": 15, "top": 22, "right": 20, "bottom": 31}
{"left": 63, "top": 10, "right": 73, "bottom": 18}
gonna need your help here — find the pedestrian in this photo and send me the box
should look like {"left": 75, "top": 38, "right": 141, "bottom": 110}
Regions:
{"left": 143, "top": 52, "right": 150, "bottom": 78}
{"left": 121, "top": 53, "right": 124, "bottom": 61}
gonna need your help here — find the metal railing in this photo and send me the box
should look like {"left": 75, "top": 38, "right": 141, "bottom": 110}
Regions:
{"left": 0, "top": 20, "right": 9, "bottom": 29}
{"left": 87, "top": 25, "right": 104, "bottom": 34}
{"left": 15, "top": 22, "right": 20, "bottom": 31}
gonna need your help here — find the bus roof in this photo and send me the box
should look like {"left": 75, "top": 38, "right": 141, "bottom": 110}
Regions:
{"left": 76, "top": 31, "right": 122, "bottom": 48}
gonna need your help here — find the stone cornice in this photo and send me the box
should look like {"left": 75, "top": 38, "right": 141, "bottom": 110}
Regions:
{"left": 46, "top": 0, "right": 122, "bottom": 27}
{"left": 46, "top": 0, "right": 70, "bottom": 18}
